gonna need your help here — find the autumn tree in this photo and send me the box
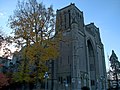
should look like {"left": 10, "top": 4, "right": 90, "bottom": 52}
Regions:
{"left": 0, "top": 73, "right": 9, "bottom": 89}
{"left": 0, "top": 29, "right": 3, "bottom": 49}
{"left": 0, "top": 30, "right": 15, "bottom": 90}
{"left": 0, "top": 29, "right": 13, "bottom": 58}
{"left": 8, "top": 0, "right": 60, "bottom": 88}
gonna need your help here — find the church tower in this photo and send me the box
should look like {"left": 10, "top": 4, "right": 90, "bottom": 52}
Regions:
{"left": 50, "top": 3, "right": 107, "bottom": 90}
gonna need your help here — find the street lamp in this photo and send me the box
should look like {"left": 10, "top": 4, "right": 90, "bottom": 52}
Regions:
{"left": 100, "top": 76, "right": 105, "bottom": 90}
{"left": 44, "top": 72, "right": 49, "bottom": 90}
{"left": 63, "top": 80, "right": 68, "bottom": 90}
{"left": 96, "top": 79, "right": 99, "bottom": 90}
{"left": 80, "top": 71, "right": 88, "bottom": 87}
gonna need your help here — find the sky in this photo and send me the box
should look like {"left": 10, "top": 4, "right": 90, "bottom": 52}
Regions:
{"left": 0, "top": 0, "right": 120, "bottom": 70}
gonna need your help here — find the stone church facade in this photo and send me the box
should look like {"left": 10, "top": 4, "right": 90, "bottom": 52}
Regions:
{"left": 48, "top": 3, "right": 107, "bottom": 90}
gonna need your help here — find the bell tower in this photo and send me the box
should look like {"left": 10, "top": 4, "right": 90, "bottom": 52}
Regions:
{"left": 56, "top": 3, "right": 84, "bottom": 32}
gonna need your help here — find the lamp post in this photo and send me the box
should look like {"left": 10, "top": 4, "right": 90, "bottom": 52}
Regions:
{"left": 44, "top": 72, "right": 49, "bottom": 90}
{"left": 100, "top": 76, "right": 105, "bottom": 90}
{"left": 96, "top": 79, "right": 99, "bottom": 90}
{"left": 64, "top": 80, "right": 68, "bottom": 90}
{"left": 80, "top": 71, "right": 88, "bottom": 87}
{"left": 72, "top": 77, "right": 75, "bottom": 90}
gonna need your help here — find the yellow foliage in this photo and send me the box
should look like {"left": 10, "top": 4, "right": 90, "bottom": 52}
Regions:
{"left": 8, "top": 0, "right": 63, "bottom": 83}
{"left": 21, "top": 37, "right": 60, "bottom": 63}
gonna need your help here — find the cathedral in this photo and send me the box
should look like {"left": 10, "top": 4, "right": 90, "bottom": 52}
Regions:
{"left": 48, "top": 3, "right": 107, "bottom": 90}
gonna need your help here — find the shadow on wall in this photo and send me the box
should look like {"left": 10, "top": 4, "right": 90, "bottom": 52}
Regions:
{"left": 81, "top": 86, "right": 90, "bottom": 90}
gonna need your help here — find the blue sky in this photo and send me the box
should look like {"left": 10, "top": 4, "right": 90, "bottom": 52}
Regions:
{"left": 0, "top": 0, "right": 120, "bottom": 70}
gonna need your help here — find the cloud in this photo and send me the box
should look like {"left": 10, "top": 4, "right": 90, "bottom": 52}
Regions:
{"left": 0, "top": 12, "right": 4, "bottom": 16}
{"left": 0, "top": 12, "right": 5, "bottom": 18}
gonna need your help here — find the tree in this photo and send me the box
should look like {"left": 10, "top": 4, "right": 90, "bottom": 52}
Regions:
{"left": 109, "top": 50, "right": 120, "bottom": 89}
{"left": 8, "top": 0, "right": 60, "bottom": 88}
{"left": 0, "top": 29, "right": 13, "bottom": 58}
{"left": 0, "top": 29, "right": 4, "bottom": 49}
{"left": 0, "top": 73, "right": 9, "bottom": 89}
